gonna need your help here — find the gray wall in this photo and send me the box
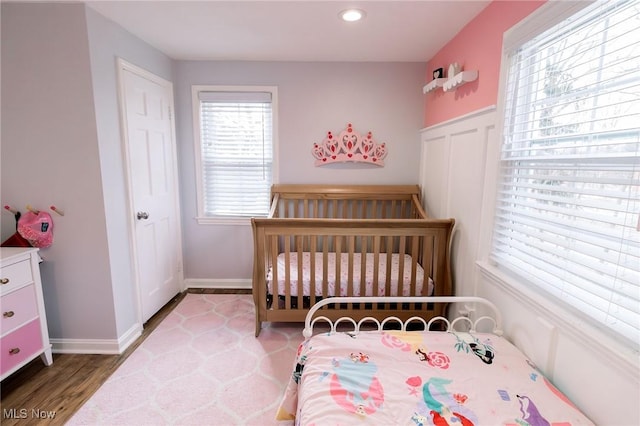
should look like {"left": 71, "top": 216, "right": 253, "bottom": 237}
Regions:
{"left": 174, "top": 61, "right": 426, "bottom": 280}
{"left": 1, "top": 2, "right": 173, "bottom": 343}
{"left": 1, "top": 3, "right": 115, "bottom": 339}
{"left": 84, "top": 6, "right": 174, "bottom": 336}
{"left": 1, "top": 2, "right": 426, "bottom": 343}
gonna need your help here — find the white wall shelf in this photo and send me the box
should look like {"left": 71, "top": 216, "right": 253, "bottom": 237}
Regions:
{"left": 423, "top": 78, "right": 447, "bottom": 94}
{"left": 443, "top": 70, "right": 478, "bottom": 92}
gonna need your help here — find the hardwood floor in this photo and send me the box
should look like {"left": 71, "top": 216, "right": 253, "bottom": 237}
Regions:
{"left": 0, "top": 289, "right": 250, "bottom": 425}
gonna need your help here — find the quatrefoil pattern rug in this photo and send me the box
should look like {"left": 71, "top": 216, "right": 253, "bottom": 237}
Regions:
{"left": 68, "top": 294, "right": 301, "bottom": 425}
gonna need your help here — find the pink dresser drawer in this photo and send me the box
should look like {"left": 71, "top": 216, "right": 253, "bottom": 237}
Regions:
{"left": 1, "top": 284, "right": 38, "bottom": 336}
{"left": 0, "top": 319, "right": 43, "bottom": 375}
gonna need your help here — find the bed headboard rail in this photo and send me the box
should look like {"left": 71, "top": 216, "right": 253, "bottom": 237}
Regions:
{"left": 302, "top": 296, "right": 503, "bottom": 338}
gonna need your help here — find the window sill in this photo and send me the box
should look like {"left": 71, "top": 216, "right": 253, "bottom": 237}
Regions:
{"left": 195, "top": 216, "right": 252, "bottom": 226}
{"left": 476, "top": 260, "right": 639, "bottom": 379}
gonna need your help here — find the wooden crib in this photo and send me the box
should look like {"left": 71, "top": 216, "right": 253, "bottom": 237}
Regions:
{"left": 251, "top": 184, "right": 454, "bottom": 336}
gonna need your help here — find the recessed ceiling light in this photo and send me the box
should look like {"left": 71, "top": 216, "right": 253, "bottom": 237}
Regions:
{"left": 340, "top": 9, "right": 366, "bottom": 22}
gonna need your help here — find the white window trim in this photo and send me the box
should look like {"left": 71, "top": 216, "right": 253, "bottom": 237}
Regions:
{"left": 476, "top": 0, "right": 639, "bottom": 373}
{"left": 191, "top": 85, "right": 279, "bottom": 225}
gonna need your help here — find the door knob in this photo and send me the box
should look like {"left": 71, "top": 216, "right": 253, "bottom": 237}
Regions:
{"left": 136, "top": 211, "right": 149, "bottom": 220}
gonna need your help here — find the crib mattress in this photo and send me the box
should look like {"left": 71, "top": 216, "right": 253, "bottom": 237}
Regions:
{"left": 267, "top": 252, "right": 433, "bottom": 297}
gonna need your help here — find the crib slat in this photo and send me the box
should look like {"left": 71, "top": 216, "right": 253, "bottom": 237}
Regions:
{"left": 423, "top": 235, "right": 434, "bottom": 294}
{"left": 360, "top": 236, "right": 367, "bottom": 299}
{"left": 284, "top": 237, "right": 291, "bottom": 310}
{"left": 398, "top": 235, "right": 407, "bottom": 296}
{"left": 335, "top": 236, "right": 342, "bottom": 300}
{"left": 297, "top": 235, "right": 304, "bottom": 311}
{"left": 410, "top": 235, "right": 420, "bottom": 308}
{"left": 387, "top": 235, "right": 396, "bottom": 298}
{"left": 310, "top": 235, "right": 317, "bottom": 306}
{"left": 322, "top": 237, "right": 329, "bottom": 302}
{"left": 347, "top": 236, "right": 355, "bottom": 299}
{"left": 270, "top": 236, "right": 279, "bottom": 311}
{"left": 372, "top": 236, "right": 381, "bottom": 313}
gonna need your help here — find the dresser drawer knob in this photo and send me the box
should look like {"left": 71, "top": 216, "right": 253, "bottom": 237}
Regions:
{"left": 0, "top": 278, "right": 9, "bottom": 285}
{"left": 9, "top": 347, "right": 20, "bottom": 355}
{"left": 3, "top": 311, "right": 15, "bottom": 318}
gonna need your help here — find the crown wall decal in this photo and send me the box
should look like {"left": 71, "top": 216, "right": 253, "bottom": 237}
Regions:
{"left": 312, "top": 123, "right": 388, "bottom": 167}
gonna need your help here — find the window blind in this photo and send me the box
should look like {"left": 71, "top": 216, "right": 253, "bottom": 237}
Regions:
{"left": 198, "top": 91, "right": 273, "bottom": 217}
{"left": 492, "top": 0, "right": 640, "bottom": 345}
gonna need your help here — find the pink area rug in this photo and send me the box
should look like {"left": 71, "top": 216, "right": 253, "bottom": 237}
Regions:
{"left": 68, "top": 294, "right": 302, "bottom": 425}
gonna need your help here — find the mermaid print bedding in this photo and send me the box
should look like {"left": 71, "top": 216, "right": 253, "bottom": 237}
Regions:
{"left": 276, "top": 330, "right": 594, "bottom": 425}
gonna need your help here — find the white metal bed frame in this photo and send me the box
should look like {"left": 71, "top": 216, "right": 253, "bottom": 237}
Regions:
{"left": 302, "top": 296, "right": 503, "bottom": 338}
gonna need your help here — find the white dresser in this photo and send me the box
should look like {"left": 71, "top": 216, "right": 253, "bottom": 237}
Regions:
{"left": 1, "top": 247, "right": 53, "bottom": 380}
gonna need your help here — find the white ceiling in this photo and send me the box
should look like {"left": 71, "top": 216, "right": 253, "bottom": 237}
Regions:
{"left": 84, "top": 0, "right": 491, "bottom": 62}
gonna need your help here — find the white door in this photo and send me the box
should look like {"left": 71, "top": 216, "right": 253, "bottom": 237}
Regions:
{"left": 118, "top": 60, "right": 182, "bottom": 323}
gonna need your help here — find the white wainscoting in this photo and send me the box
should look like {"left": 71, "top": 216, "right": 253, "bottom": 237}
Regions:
{"left": 419, "top": 106, "right": 496, "bottom": 297}
{"left": 419, "top": 106, "right": 640, "bottom": 426}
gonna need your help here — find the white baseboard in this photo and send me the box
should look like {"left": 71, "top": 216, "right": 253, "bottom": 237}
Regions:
{"left": 49, "top": 280, "right": 250, "bottom": 355}
{"left": 184, "top": 278, "right": 252, "bottom": 290}
{"left": 50, "top": 323, "right": 142, "bottom": 355}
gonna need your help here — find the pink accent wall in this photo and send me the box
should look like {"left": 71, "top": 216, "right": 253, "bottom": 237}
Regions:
{"left": 423, "top": 0, "right": 545, "bottom": 127}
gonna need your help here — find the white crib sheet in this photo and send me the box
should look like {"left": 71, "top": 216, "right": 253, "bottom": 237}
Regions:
{"left": 267, "top": 252, "right": 433, "bottom": 297}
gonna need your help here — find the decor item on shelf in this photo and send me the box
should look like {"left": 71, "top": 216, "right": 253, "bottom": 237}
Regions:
{"left": 423, "top": 67, "right": 446, "bottom": 94}
{"left": 443, "top": 69, "right": 479, "bottom": 92}
{"left": 423, "top": 63, "right": 478, "bottom": 94}
{"left": 311, "top": 123, "right": 387, "bottom": 166}
{"left": 447, "top": 62, "right": 461, "bottom": 78}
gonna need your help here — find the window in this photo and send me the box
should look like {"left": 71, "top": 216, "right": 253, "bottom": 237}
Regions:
{"left": 192, "top": 86, "right": 277, "bottom": 223}
{"left": 492, "top": 1, "right": 640, "bottom": 346}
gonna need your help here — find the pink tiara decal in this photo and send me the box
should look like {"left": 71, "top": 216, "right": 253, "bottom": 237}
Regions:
{"left": 312, "top": 123, "right": 388, "bottom": 167}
